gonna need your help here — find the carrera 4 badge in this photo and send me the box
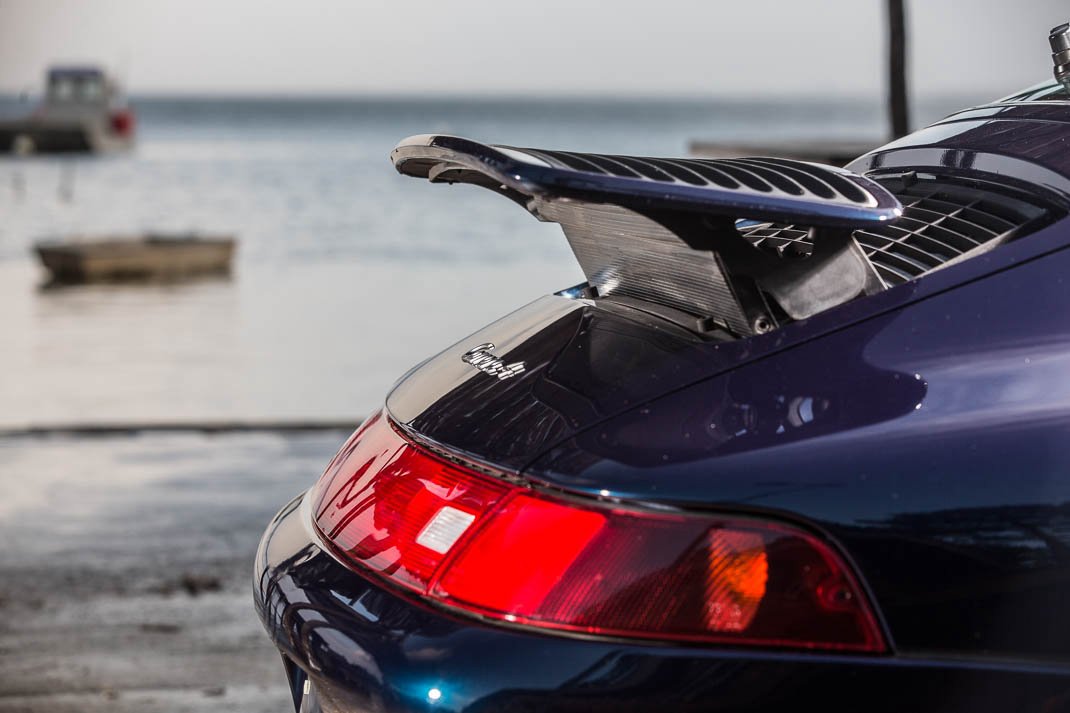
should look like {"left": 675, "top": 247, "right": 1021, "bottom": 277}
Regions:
{"left": 462, "top": 343, "right": 526, "bottom": 380}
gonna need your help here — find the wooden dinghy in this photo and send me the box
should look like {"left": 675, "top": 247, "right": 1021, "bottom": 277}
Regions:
{"left": 35, "top": 233, "right": 236, "bottom": 284}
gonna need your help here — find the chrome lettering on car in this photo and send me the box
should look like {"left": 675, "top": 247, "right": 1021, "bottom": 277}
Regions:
{"left": 461, "top": 343, "right": 525, "bottom": 380}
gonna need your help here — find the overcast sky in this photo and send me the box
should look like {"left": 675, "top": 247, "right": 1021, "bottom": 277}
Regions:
{"left": 0, "top": 0, "right": 1065, "bottom": 100}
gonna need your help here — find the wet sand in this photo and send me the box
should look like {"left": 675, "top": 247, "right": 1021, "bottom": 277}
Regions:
{"left": 0, "top": 430, "right": 351, "bottom": 712}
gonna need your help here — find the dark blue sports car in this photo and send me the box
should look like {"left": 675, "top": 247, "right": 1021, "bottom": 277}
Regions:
{"left": 255, "top": 26, "right": 1070, "bottom": 712}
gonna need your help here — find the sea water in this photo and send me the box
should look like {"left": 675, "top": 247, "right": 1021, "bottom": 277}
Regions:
{"left": 0, "top": 95, "right": 965, "bottom": 427}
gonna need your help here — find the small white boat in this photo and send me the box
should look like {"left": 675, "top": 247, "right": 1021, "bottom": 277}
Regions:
{"left": 0, "top": 66, "right": 135, "bottom": 155}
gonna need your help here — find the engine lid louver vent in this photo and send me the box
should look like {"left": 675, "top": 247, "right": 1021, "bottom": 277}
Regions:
{"left": 741, "top": 174, "right": 1054, "bottom": 287}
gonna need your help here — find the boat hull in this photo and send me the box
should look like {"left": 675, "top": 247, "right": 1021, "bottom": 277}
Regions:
{"left": 0, "top": 118, "right": 132, "bottom": 155}
{"left": 35, "top": 237, "right": 236, "bottom": 283}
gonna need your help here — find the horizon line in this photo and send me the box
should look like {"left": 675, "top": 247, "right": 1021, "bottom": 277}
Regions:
{"left": 0, "top": 87, "right": 996, "bottom": 105}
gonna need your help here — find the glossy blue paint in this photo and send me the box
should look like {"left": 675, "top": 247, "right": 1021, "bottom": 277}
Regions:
{"left": 260, "top": 85, "right": 1070, "bottom": 709}
{"left": 529, "top": 230, "right": 1070, "bottom": 660}
{"left": 256, "top": 493, "right": 1070, "bottom": 713}
{"left": 381, "top": 97, "right": 1070, "bottom": 665}
{"left": 386, "top": 215, "right": 1070, "bottom": 473}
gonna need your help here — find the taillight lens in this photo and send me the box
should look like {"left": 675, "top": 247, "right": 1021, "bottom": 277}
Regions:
{"left": 312, "top": 411, "right": 509, "bottom": 591}
{"left": 109, "top": 109, "right": 135, "bottom": 137}
{"left": 312, "top": 412, "right": 885, "bottom": 652}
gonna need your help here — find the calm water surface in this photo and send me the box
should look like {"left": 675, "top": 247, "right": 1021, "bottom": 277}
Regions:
{"left": 0, "top": 96, "right": 965, "bottom": 427}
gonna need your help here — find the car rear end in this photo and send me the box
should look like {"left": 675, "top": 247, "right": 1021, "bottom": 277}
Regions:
{"left": 256, "top": 78, "right": 1070, "bottom": 712}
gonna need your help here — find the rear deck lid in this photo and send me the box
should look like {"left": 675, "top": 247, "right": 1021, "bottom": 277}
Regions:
{"left": 387, "top": 294, "right": 722, "bottom": 471}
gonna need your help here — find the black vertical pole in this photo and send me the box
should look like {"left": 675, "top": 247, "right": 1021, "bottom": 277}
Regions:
{"left": 887, "top": 0, "right": 910, "bottom": 139}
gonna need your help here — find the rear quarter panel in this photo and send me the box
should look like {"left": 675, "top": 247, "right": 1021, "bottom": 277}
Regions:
{"left": 529, "top": 223, "right": 1070, "bottom": 663}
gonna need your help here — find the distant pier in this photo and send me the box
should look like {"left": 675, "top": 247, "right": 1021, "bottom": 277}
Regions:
{"left": 687, "top": 139, "right": 880, "bottom": 166}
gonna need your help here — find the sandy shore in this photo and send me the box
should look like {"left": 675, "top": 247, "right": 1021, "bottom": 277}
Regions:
{"left": 0, "top": 429, "right": 351, "bottom": 713}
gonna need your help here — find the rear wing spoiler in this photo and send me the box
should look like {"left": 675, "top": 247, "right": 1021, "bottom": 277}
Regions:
{"left": 392, "top": 135, "right": 902, "bottom": 336}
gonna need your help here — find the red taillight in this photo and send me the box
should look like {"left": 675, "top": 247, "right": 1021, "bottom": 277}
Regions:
{"left": 435, "top": 495, "right": 607, "bottom": 613}
{"left": 312, "top": 411, "right": 509, "bottom": 591}
{"left": 311, "top": 412, "right": 885, "bottom": 652}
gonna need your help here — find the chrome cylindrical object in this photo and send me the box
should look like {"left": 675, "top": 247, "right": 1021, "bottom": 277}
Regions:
{"left": 1051, "top": 22, "right": 1070, "bottom": 92}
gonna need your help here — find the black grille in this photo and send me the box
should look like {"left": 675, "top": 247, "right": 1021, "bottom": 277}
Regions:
{"left": 741, "top": 175, "right": 1054, "bottom": 286}
{"left": 514, "top": 148, "right": 875, "bottom": 206}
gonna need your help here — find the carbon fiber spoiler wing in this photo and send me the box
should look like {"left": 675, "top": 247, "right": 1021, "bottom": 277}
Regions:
{"left": 392, "top": 134, "right": 902, "bottom": 336}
